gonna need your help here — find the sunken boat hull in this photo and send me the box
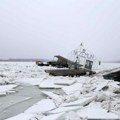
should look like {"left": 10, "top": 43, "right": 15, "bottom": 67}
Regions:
{"left": 45, "top": 68, "right": 95, "bottom": 76}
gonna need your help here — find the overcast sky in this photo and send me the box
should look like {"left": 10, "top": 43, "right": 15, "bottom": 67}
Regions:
{"left": 0, "top": 0, "right": 120, "bottom": 61}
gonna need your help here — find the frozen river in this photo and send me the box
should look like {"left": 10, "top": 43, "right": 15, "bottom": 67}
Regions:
{"left": 0, "top": 62, "right": 120, "bottom": 120}
{"left": 0, "top": 85, "right": 46, "bottom": 120}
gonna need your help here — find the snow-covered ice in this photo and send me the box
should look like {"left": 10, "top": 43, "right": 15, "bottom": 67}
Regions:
{"left": 0, "top": 84, "right": 17, "bottom": 96}
{"left": 77, "top": 102, "right": 119, "bottom": 119}
{"left": 0, "top": 62, "right": 120, "bottom": 120}
{"left": 25, "top": 99, "right": 56, "bottom": 114}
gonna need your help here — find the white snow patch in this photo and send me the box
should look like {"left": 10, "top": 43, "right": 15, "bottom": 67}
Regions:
{"left": 39, "top": 79, "right": 64, "bottom": 89}
{"left": 0, "top": 84, "right": 17, "bottom": 95}
{"left": 48, "top": 106, "right": 80, "bottom": 114}
{"left": 41, "top": 113, "right": 64, "bottom": 120}
{"left": 25, "top": 99, "right": 56, "bottom": 114}
{"left": 61, "top": 95, "right": 96, "bottom": 107}
{"left": 54, "top": 79, "right": 76, "bottom": 86}
{"left": 77, "top": 102, "right": 119, "bottom": 119}
{"left": 62, "top": 83, "right": 82, "bottom": 95}
{"left": 41, "top": 91, "right": 60, "bottom": 99}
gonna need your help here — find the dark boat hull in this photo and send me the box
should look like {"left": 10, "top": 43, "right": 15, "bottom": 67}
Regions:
{"left": 45, "top": 68, "right": 95, "bottom": 76}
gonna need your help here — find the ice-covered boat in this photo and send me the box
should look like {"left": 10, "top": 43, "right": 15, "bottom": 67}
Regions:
{"left": 45, "top": 43, "right": 99, "bottom": 76}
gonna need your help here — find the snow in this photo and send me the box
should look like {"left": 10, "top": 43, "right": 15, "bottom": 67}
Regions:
{"left": 25, "top": 99, "right": 56, "bottom": 114}
{"left": 54, "top": 79, "right": 76, "bottom": 86}
{"left": 0, "top": 62, "right": 120, "bottom": 120}
{"left": 48, "top": 106, "right": 80, "bottom": 114}
{"left": 39, "top": 78, "right": 77, "bottom": 89}
{"left": 41, "top": 91, "right": 60, "bottom": 99}
{"left": 0, "top": 84, "right": 17, "bottom": 96}
{"left": 62, "top": 83, "right": 83, "bottom": 95}
{"left": 77, "top": 102, "right": 119, "bottom": 119}
{"left": 17, "top": 78, "right": 44, "bottom": 85}
{"left": 39, "top": 79, "right": 64, "bottom": 89}
{"left": 61, "top": 95, "right": 96, "bottom": 107}
{"left": 41, "top": 113, "right": 64, "bottom": 120}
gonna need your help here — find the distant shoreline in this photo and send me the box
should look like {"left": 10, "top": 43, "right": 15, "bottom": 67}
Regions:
{"left": 0, "top": 59, "right": 49, "bottom": 62}
{"left": 0, "top": 59, "right": 119, "bottom": 63}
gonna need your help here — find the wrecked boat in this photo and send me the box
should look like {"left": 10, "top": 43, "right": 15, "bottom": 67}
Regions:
{"left": 45, "top": 43, "right": 98, "bottom": 76}
{"left": 103, "top": 68, "right": 120, "bottom": 82}
{"left": 45, "top": 68, "right": 96, "bottom": 76}
{"left": 47, "top": 55, "right": 69, "bottom": 68}
{"left": 36, "top": 61, "right": 49, "bottom": 66}
{"left": 36, "top": 55, "right": 70, "bottom": 67}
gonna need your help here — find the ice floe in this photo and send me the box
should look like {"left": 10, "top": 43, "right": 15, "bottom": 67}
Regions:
{"left": 0, "top": 84, "right": 17, "bottom": 96}
{"left": 1, "top": 62, "right": 120, "bottom": 120}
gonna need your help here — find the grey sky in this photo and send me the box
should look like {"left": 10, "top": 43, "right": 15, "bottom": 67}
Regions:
{"left": 0, "top": 0, "right": 120, "bottom": 61}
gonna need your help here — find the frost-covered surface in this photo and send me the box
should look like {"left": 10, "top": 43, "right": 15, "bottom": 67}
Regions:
{"left": 0, "top": 62, "right": 120, "bottom": 120}
{"left": 0, "top": 84, "right": 17, "bottom": 96}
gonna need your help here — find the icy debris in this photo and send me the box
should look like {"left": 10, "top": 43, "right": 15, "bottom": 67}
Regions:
{"left": 41, "top": 113, "right": 64, "bottom": 120}
{"left": 39, "top": 79, "right": 64, "bottom": 89}
{"left": 65, "top": 111, "right": 87, "bottom": 120}
{"left": 64, "top": 91, "right": 80, "bottom": 103}
{"left": 0, "top": 78, "right": 13, "bottom": 85}
{"left": 62, "top": 83, "right": 82, "bottom": 95}
{"left": 77, "top": 102, "right": 119, "bottom": 119}
{"left": 54, "top": 79, "right": 76, "bottom": 86}
{"left": 0, "top": 62, "right": 47, "bottom": 85}
{"left": 1, "top": 62, "right": 120, "bottom": 120}
{"left": 0, "top": 74, "right": 7, "bottom": 78}
{"left": 113, "top": 87, "right": 120, "bottom": 94}
{"left": 28, "top": 114, "right": 43, "bottom": 120}
{"left": 39, "top": 78, "right": 77, "bottom": 89}
{"left": 0, "top": 84, "right": 17, "bottom": 96}
{"left": 41, "top": 91, "right": 64, "bottom": 107}
{"left": 102, "top": 99, "right": 120, "bottom": 114}
{"left": 53, "top": 96, "right": 64, "bottom": 107}
{"left": 95, "top": 81, "right": 109, "bottom": 91}
{"left": 94, "top": 92, "right": 109, "bottom": 102}
{"left": 41, "top": 91, "right": 60, "bottom": 99}
{"left": 48, "top": 106, "right": 80, "bottom": 114}
{"left": 61, "top": 95, "right": 96, "bottom": 107}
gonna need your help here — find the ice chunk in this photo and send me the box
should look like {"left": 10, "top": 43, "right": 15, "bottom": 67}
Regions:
{"left": 25, "top": 99, "right": 56, "bottom": 114}
{"left": 62, "top": 83, "right": 82, "bottom": 95}
{"left": 54, "top": 79, "right": 76, "bottom": 86}
{"left": 48, "top": 106, "right": 80, "bottom": 114}
{"left": 0, "top": 84, "right": 17, "bottom": 95}
{"left": 41, "top": 113, "right": 64, "bottom": 120}
{"left": 77, "top": 103, "right": 119, "bottom": 119}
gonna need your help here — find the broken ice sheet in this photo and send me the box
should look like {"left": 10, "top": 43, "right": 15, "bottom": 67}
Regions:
{"left": 77, "top": 102, "right": 119, "bottom": 119}
{"left": 0, "top": 84, "right": 17, "bottom": 96}
{"left": 25, "top": 99, "right": 56, "bottom": 114}
{"left": 41, "top": 113, "right": 64, "bottom": 120}
{"left": 41, "top": 91, "right": 60, "bottom": 99}
{"left": 48, "top": 106, "right": 80, "bottom": 114}
{"left": 16, "top": 78, "right": 44, "bottom": 85}
{"left": 39, "top": 79, "right": 64, "bottom": 89}
{"left": 54, "top": 79, "right": 76, "bottom": 86}
{"left": 62, "top": 82, "right": 82, "bottom": 95}
{"left": 61, "top": 95, "right": 96, "bottom": 107}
